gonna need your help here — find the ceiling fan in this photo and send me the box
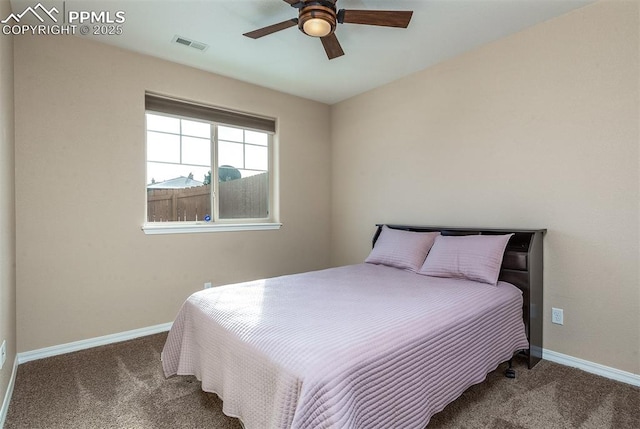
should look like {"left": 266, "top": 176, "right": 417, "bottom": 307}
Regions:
{"left": 243, "top": 0, "right": 413, "bottom": 60}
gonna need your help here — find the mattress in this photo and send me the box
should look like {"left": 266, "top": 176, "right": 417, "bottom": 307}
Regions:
{"left": 162, "top": 263, "right": 529, "bottom": 429}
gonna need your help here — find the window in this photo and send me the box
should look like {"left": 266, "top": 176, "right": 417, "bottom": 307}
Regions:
{"left": 143, "top": 94, "right": 279, "bottom": 234}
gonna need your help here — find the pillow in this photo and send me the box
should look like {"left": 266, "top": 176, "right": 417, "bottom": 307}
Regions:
{"left": 418, "top": 234, "right": 513, "bottom": 285}
{"left": 365, "top": 226, "right": 440, "bottom": 272}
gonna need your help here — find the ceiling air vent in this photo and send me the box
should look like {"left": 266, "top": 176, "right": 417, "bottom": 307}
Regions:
{"left": 172, "top": 35, "right": 209, "bottom": 52}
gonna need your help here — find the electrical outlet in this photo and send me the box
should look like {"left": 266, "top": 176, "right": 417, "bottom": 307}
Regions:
{"left": 204, "top": 282, "right": 212, "bottom": 289}
{"left": 0, "top": 340, "right": 6, "bottom": 369}
{"left": 552, "top": 308, "right": 564, "bottom": 325}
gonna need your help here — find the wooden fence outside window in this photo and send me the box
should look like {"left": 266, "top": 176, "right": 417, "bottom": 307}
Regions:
{"left": 147, "top": 173, "right": 268, "bottom": 222}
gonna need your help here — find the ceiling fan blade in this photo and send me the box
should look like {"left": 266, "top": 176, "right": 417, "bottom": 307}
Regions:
{"left": 320, "top": 33, "right": 344, "bottom": 60}
{"left": 339, "top": 10, "right": 413, "bottom": 28}
{"left": 243, "top": 19, "right": 298, "bottom": 39}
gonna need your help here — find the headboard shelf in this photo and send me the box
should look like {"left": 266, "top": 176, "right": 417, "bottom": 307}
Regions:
{"left": 374, "top": 224, "right": 546, "bottom": 369}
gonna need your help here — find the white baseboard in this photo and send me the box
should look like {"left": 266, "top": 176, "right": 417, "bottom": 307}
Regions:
{"left": 0, "top": 355, "right": 19, "bottom": 429}
{"left": 17, "top": 322, "right": 172, "bottom": 365}
{"left": 543, "top": 348, "right": 640, "bottom": 387}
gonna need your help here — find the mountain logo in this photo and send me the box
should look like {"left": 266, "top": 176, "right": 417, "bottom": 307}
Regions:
{"left": 1, "top": 2, "right": 59, "bottom": 24}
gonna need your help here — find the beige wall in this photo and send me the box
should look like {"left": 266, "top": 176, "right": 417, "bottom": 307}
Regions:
{"left": 14, "top": 35, "right": 332, "bottom": 352}
{"left": 0, "top": 0, "right": 16, "bottom": 406}
{"left": 331, "top": 0, "right": 639, "bottom": 374}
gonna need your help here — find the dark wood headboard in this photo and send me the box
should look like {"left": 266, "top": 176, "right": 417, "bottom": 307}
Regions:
{"left": 373, "top": 224, "right": 546, "bottom": 369}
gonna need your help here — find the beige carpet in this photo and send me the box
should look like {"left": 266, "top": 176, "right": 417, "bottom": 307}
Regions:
{"left": 5, "top": 333, "right": 639, "bottom": 428}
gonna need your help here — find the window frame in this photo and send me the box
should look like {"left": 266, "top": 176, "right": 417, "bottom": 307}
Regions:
{"left": 142, "top": 94, "right": 280, "bottom": 235}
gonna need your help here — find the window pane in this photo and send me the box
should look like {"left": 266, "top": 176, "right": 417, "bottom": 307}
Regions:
{"left": 219, "top": 171, "right": 268, "bottom": 219}
{"left": 146, "top": 112, "right": 212, "bottom": 223}
{"left": 181, "top": 119, "right": 210, "bottom": 138}
{"left": 147, "top": 161, "right": 180, "bottom": 185}
{"left": 245, "top": 130, "right": 268, "bottom": 146}
{"left": 146, "top": 113, "right": 180, "bottom": 133}
{"left": 147, "top": 131, "right": 180, "bottom": 163}
{"left": 147, "top": 163, "right": 211, "bottom": 223}
{"left": 218, "top": 126, "right": 243, "bottom": 142}
{"left": 182, "top": 136, "right": 210, "bottom": 166}
{"left": 245, "top": 145, "right": 268, "bottom": 171}
{"left": 218, "top": 140, "right": 244, "bottom": 169}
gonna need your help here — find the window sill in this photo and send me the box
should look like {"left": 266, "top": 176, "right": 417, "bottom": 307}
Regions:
{"left": 142, "top": 222, "right": 282, "bottom": 235}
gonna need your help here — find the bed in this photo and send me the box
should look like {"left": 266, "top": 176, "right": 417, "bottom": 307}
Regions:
{"left": 162, "top": 225, "right": 545, "bottom": 429}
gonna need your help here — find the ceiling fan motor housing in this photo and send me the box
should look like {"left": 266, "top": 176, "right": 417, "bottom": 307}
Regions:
{"left": 298, "top": 0, "right": 337, "bottom": 37}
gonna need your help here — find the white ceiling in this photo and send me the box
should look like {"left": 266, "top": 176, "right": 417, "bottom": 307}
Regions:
{"left": 9, "top": 0, "right": 595, "bottom": 104}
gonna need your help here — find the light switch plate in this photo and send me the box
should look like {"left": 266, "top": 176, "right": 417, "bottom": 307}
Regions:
{"left": 552, "top": 308, "right": 564, "bottom": 325}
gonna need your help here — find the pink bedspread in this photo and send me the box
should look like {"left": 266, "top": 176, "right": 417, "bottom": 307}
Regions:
{"left": 162, "top": 264, "right": 528, "bottom": 429}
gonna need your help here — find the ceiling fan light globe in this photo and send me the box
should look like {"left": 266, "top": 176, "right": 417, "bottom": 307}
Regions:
{"left": 303, "top": 18, "right": 331, "bottom": 37}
